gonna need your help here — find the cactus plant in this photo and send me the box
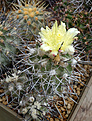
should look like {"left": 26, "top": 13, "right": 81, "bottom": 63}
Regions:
{"left": 0, "top": 11, "right": 21, "bottom": 72}
{"left": 11, "top": 0, "right": 51, "bottom": 40}
{"left": 39, "top": 0, "right": 58, "bottom": 7}
{"left": 0, "top": 20, "right": 82, "bottom": 120}
{"left": 14, "top": 20, "right": 82, "bottom": 119}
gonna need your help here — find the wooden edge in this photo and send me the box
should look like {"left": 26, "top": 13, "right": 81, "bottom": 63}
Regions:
{"left": 0, "top": 103, "right": 22, "bottom": 121}
{"left": 69, "top": 76, "right": 92, "bottom": 121}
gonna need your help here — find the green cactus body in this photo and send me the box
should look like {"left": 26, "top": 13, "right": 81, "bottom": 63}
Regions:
{"left": 0, "top": 12, "right": 21, "bottom": 66}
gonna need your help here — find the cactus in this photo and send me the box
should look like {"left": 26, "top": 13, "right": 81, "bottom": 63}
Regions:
{"left": 0, "top": 11, "right": 21, "bottom": 68}
{"left": 0, "top": 20, "right": 83, "bottom": 120}
{"left": 13, "top": 20, "right": 82, "bottom": 119}
{"left": 11, "top": 0, "right": 50, "bottom": 40}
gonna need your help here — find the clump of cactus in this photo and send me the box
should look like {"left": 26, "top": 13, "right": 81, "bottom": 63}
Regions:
{"left": 0, "top": 1, "right": 91, "bottom": 120}
{"left": 11, "top": 0, "right": 50, "bottom": 40}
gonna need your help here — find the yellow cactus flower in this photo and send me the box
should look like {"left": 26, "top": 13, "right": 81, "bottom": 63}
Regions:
{"left": 39, "top": 21, "right": 80, "bottom": 55}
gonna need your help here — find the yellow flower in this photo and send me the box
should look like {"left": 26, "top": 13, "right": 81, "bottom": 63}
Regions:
{"left": 39, "top": 21, "right": 80, "bottom": 55}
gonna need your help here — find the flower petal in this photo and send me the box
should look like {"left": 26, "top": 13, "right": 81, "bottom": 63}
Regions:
{"left": 58, "top": 21, "right": 66, "bottom": 35}
{"left": 40, "top": 43, "right": 51, "bottom": 51}
{"left": 65, "top": 28, "right": 80, "bottom": 45}
{"left": 52, "top": 21, "right": 58, "bottom": 35}
{"left": 65, "top": 45, "right": 75, "bottom": 55}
